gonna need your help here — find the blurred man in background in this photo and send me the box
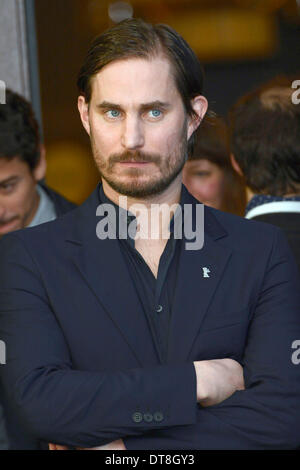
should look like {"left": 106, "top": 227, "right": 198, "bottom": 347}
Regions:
{"left": 229, "top": 77, "right": 300, "bottom": 269}
{"left": 0, "top": 89, "right": 76, "bottom": 238}
{"left": 0, "top": 89, "right": 76, "bottom": 449}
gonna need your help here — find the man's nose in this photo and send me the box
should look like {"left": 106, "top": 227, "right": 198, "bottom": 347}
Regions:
{"left": 121, "top": 116, "right": 144, "bottom": 150}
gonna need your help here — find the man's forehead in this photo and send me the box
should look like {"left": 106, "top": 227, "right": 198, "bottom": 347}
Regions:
{"left": 0, "top": 155, "right": 27, "bottom": 173}
{"left": 90, "top": 56, "right": 178, "bottom": 103}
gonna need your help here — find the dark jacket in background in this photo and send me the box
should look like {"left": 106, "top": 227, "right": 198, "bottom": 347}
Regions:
{"left": 246, "top": 196, "right": 300, "bottom": 272}
{"left": 251, "top": 212, "right": 300, "bottom": 271}
{"left": 0, "top": 183, "right": 77, "bottom": 450}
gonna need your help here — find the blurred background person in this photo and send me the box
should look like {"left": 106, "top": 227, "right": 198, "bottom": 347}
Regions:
{"left": 229, "top": 76, "right": 300, "bottom": 269}
{"left": 183, "top": 115, "right": 246, "bottom": 215}
{"left": 0, "top": 89, "right": 76, "bottom": 238}
{"left": 0, "top": 89, "right": 76, "bottom": 450}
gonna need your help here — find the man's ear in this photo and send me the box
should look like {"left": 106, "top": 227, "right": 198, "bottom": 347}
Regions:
{"left": 187, "top": 95, "right": 208, "bottom": 140}
{"left": 33, "top": 144, "right": 47, "bottom": 181}
{"left": 78, "top": 95, "right": 91, "bottom": 136}
{"left": 230, "top": 153, "right": 243, "bottom": 177}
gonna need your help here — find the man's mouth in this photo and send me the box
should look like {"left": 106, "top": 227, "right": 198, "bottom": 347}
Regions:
{"left": 0, "top": 217, "right": 19, "bottom": 232}
{"left": 118, "top": 161, "right": 152, "bottom": 166}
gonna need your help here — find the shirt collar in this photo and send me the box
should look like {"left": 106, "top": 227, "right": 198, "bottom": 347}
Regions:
{"left": 245, "top": 194, "right": 300, "bottom": 217}
{"left": 27, "top": 184, "right": 57, "bottom": 228}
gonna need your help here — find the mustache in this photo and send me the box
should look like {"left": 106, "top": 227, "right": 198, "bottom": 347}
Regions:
{"left": 108, "top": 151, "right": 161, "bottom": 167}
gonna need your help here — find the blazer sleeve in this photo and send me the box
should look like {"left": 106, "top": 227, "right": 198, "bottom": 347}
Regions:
{"left": 0, "top": 233, "right": 197, "bottom": 448}
{"left": 124, "top": 227, "right": 300, "bottom": 449}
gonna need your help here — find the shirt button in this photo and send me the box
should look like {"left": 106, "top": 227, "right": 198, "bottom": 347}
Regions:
{"left": 132, "top": 412, "right": 143, "bottom": 423}
{"left": 153, "top": 411, "right": 164, "bottom": 422}
{"left": 143, "top": 413, "right": 153, "bottom": 423}
{"left": 156, "top": 305, "right": 163, "bottom": 313}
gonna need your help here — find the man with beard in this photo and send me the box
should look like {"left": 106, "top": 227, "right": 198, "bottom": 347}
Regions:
{"left": 0, "top": 19, "right": 300, "bottom": 450}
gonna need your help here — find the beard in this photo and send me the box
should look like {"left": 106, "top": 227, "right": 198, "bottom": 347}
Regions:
{"left": 90, "top": 123, "right": 189, "bottom": 199}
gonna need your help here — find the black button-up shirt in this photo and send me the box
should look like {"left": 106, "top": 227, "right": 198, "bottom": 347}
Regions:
{"left": 99, "top": 185, "right": 184, "bottom": 363}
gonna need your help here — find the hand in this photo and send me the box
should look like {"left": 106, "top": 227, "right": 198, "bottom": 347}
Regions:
{"left": 49, "top": 438, "right": 126, "bottom": 450}
{"left": 193, "top": 358, "right": 245, "bottom": 407}
{"left": 49, "top": 443, "right": 68, "bottom": 450}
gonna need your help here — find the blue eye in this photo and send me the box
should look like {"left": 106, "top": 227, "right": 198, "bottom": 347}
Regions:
{"left": 107, "top": 109, "right": 120, "bottom": 118}
{"left": 149, "top": 109, "right": 162, "bottom": 118}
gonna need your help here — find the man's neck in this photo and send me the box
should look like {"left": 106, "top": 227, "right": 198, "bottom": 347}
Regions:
{"left": 246, "top": 187, "right": 254, "bottom": 203}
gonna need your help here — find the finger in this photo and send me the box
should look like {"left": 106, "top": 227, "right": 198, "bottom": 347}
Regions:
{"left": 49, "top": 443, "right": 69, "bottom": 450}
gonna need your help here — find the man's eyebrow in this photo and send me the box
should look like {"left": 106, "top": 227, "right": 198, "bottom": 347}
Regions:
{"left": 139, "top": 101, "right": 171, "bottom": 111}
{"left": 96, "top": 102, "right": 123, "bottom": 111}
{"left": 0, "top": 176, "right": 19, "bottom": 186}
{"left": 96, "top": 100, "right": 171, "bottom": 111}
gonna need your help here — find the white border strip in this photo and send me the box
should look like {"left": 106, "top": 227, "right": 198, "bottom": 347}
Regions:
{"left": 246, "top": 201, "right": 300, "bottom": 219}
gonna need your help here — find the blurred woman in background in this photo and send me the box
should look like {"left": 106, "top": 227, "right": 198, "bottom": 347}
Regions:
{"left": 183, "top": 115, "right": 246, "bottom": 216}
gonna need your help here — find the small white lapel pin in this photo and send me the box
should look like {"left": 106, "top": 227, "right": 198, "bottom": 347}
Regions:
{"left": 202, "top": 267, "right": 211, "bottom": 278}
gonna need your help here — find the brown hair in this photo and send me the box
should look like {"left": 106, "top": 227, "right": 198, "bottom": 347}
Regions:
{"left": 229, "top": 75, "right": 300, "bottom": 196}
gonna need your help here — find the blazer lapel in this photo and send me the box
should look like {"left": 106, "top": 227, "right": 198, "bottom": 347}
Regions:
{"left": 167, "top": 193, "right": 232, "bottom": 363}
{"left": 65, "top": 186, "right": 161, "bottom": 367}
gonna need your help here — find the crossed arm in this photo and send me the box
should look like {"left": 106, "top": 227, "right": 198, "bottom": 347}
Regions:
{"left": 50, "top": 358, "right": 245, "bottom": 450}
{"left": 1, "top": 228, "right": 300, "bottom": 450}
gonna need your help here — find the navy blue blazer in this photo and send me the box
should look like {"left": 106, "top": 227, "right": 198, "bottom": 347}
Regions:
{"left": 0, "top": 184, "right": 300, "bottom": 450}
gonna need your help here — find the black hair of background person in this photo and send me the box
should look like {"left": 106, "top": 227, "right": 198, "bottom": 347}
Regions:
{"left": 0, "top": 89, "right": 41, "bottom": 170}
